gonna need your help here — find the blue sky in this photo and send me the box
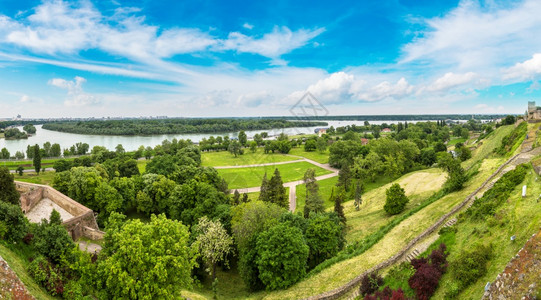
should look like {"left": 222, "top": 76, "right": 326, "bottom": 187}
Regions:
{"left": 0, "top": 0, "right": 540, "bottom": 118}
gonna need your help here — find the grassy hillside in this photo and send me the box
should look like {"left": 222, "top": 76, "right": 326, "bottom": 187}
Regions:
{"left": 463, "top": 124, "right": 514, "bottom": 170}
{"left": 261, "top": 158, "right": 504, "bottom": 299}
{"left": 430, "top": 164, "right": 541, "bottom": 299}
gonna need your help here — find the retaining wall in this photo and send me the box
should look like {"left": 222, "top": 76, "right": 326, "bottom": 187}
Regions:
{"left": 15, "top": 181, "right": 105, "bottom": 241}
{"left": 305, "top": 153, "right": 520, "bottom": 300}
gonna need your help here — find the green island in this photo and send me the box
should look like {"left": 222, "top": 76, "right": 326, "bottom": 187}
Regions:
{"left": 40, "top": 118, "right": 326, "bottom": 135}
{"left": 2, "top": 114, "right": 541, "bottom": 300}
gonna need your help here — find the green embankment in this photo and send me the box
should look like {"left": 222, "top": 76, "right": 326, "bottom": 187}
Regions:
{"left": 462, "top": 125, "right": 514, "bottom": 170}
{"left": 217, "top": 162, "right": 331, "bottom": 189}
{"left": 430, "top": 164, "right": 541, "bottom": 299}
{"left": 0, "top": 242, "right": 56, "bottom": 300}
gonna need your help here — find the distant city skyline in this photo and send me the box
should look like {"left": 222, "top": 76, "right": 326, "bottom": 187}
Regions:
{"left": 1, "top": 0, "right": 540, "bottom": 118}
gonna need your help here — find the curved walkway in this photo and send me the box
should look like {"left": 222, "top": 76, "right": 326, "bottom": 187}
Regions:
{"left": 226, "top": 156, "right": 339, "bottom": 212}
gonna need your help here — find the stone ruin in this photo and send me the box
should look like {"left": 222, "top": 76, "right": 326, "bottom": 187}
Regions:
{"left": 15, "top": 181, "right": 104, "bottom": 241}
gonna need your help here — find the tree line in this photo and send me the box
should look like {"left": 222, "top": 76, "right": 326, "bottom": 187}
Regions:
{"left": 42, "top": 118, "right": 326, "bottom": 135}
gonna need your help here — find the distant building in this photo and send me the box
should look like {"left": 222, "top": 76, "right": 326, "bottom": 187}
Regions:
{"left": 382, "top": 128, "right": 391, "bottom": 133}
{"left": 360, "top": 138, "right": 369, "bottom": 145}
{"left": 314, "top": 128, "right": 328, "bottom": 137}
{"left": 527, "top": 101, "right": 541, "bottom": 122}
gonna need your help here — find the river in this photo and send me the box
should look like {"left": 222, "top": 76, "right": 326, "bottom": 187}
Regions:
{"left": 0, "top": 120, "right": 457, "bottom": 155}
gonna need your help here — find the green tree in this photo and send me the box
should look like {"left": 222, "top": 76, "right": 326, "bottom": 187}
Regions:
{"left": 258, "top": 172, "right": 270, "bottom": 202}
{"left": 15, "top": 151, "right": 25, "bottom": 160}
{"left": 97, "top": 214, "right": 198, "bottom": 299}
{"left": 67, "top": 167, "right": 105, "bottom": 208}
{"left": 0, "top": 167, "right": 20, "bottom": 205}
{"left": 254, "top": 133, "right": 263, "bottom": 146}
{"left": 49, "top": 209, "right": 62, "bottom": 225}
{"left": 228, "top": 140, "right": 242, "bottom": 157}
{"left": 305, "top": 213, "right": 344, "bottom": 268}
{"left": 438, "top": 153, "right": 467, "bottom": 192}
{"left": 95, "top": 182, "right": 124, "bottom": 221}
{"left": 0, "top": 147, "right": 9, "bottom": 159}
{"left": 115, "top": 144, "right": 125, "bottom": 155}
{"left": 238, "top": 130, "right": 247, "bottom": 147}
{"left": 303, "top": 168, "right": 324, "bottom": 218}
{"left": 304, "top": 139, "right": 317, "bottom": 152}
{"left": 50, "top": 143, "right": 61, "bottom": 157}
{"left": 250, "top": 141, "right": 258, "bottom": 153}
{"left": 354, "top": 180, "right": 363, "bottom": 211}
{"left": 332, "top": 188, "right": 346, "bottom": 224}
{"left": 255, "top": 223, "right": 309, "bottom": 290}
{"left": 231, "top": 201, "right": 284, "bottom": 290}
{"left": 316, "top": 137, "right": 327, "bottom": 153}
{"left": 23, "top": 124, "right": 36, "bottom": 134}
{"left": 16, "top": 166, "right": 24, "bottom": 176}
{"left": 268, "top": 168, "right": 287, "bottom": 208}
{"left": 0, "top": 201, "right": 27, "bottom": 242}
{"left": 195, "top": 217, "right": 233, "bottom": 280}
{"left": 33, "top": 144, "right": 41, "bottom": 174}
{"left": 337, "top": 163, "right": 352, "bottom": 191}
{"left": 33, "top": 217, "right": 74, "bottom": 263}
{"left": 384, "top": 183, "right": 409, "bottom": 215}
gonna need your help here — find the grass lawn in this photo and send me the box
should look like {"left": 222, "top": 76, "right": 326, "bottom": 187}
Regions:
{"left": 261, "top": 158, "right": 504, "bottom": 299}
{"left": 13, "top": 171, "right": 56, "bottom": 185}
{"left": 288, "top": 147, "right": 329, "bottom": 164}
{"left": 295, "top": 176, "right": 339, "bottom": 213}
{"left": 218, "top": 162, "right": 331, "bottom": 189}
{"left": 137, "top": 159, "right": 146, "bottom": 173}
{"left": 447, "top": 137, "right": 466, "bottom": 146}
{"left": 202, "top": 149, "right": 297, "bottom": 167}
{"left": 432, "top": 164, "right": 541, "bottom": 299}
{"left": 0, "top": 132, "right": 4, "bottom": 139}
{"left": 0, "top": 158, "right": 66, "bottom": 171}
{"left": 0, "top": 242, "right": 56, "bottom": 300}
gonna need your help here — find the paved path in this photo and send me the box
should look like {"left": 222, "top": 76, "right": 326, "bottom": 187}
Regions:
{"left": 78, "top": 241, "right": 102, "bottom": 254}
{"left": 8, "top": 167, "right": 54, "bottom": 173}
{"left": 228, "top": 156, "right": 339, "bottom": 212}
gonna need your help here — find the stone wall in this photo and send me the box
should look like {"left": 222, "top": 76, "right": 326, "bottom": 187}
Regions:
{"left": 15, "top": 181, "right": 105, "bottom": 241}
{"left": 19, "top": 187, "right": 44, "bottom": 214}
{"left": 304, "top": 153, "right": 520, "bottom": 300}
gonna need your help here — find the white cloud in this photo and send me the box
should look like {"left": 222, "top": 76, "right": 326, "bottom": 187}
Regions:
{"left": 236, "top": 90, "right": 274, "bottom": 107}
{"left": 355, "top": 78, "right": 414, "bottom": 102}
{"left": 425, "top": 72, "right": 478, "bottom": 92}
{"left": 402, "top": 0, "right": 541, "bottom": 72}
{"left": 48, "top": 76, "right": 100, "bottom": 107}
{"left": 1, "top": 1, "right": 321, "bottom": 64}
{"left": 503, "top": 53, "right": 541, "bottom": 80}
{"left": 243, "top": 23, "right": 254, "bottom": 30}
{"left": 19, "top": 94, "right": 29, "bottom": 102}
{"left": 220, "top": 26, "right": 325, "bottom": 60}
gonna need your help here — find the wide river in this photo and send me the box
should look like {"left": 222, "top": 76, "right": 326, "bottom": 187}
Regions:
{"left": 0, "top": 120, "right": 452, "bottom": 154}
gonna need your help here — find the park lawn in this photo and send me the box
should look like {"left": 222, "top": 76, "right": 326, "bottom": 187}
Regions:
{"left": 432, "top": 164, "right": 541, "bottom": 299}
{"left": 288, "top": 147, "right": 329, "bottom": 164}
{"left": 201, "top": 149, "right": 297, "bottom": 167}
{"left": 0, "top": 242, "right": 56, "bottom": 300}
{"left": 217, "top": 162, "right": 331, "bottom": 189}
{"left": 0, "top": 132, "right": 4, "bottom": 138}
{"left": 14, "top": 171, "right": 56, "bottom": 185}
{"left": 0, "top": 158, "right": 66, "bottom": 170}
{"left": 137, "top": 159, "right": 146, "bottom": 173}
{"left": 262, "top": 158, "right": 504, "bottom": 299}
{"left": 447, "top": 137, "right": 466, "bottom": 146}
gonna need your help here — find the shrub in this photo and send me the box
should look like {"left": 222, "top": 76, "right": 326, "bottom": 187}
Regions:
{"left": 360, "top": 272, "right": 384, "bottom": 296}
{"left": 451, "top": 243, "right": 492, "bottom": 289}
{"left": 408, "top": 244, "right": 448, "bottom": 300}
{"left": 28, "top": 255, "right": 66, "bottom": 296}
{"left": 0, "top": 202, "right": 28, "bottom": 242}
{"left": 384, "top": 184, "right": 409, "bottom": 215}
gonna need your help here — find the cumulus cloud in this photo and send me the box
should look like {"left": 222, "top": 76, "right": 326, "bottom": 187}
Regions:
{"left": 502, "top": 53, "right": 541, "bottom": 80}
{"left": 236, "top": 90, "right": 274, "bottom": 107}
{"left": 286, "top": 72, "right": 414, "bottom": 104}
{"left": 49, "top": 76, "right": 100, "bottom": 107}
{"left": 243, "top": 23, "right": 254, "bottom": 30}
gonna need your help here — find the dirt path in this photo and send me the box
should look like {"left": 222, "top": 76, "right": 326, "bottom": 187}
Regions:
{"left": 229, "top": 156, "right": 339, "bottom": 211}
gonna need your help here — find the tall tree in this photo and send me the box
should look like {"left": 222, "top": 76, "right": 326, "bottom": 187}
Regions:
{"left": 33, "top": 144, "right": 41, "bottom": 174}
{"left": 303, "top": 168, "right": 324, "bottom": 218}
{"left": 258, "top": 172, "right": 270, "bottom": 202}
{"left": 238, "top": 130, "right": 247, "bottom": 147}
{"left": 268, "top": 168, "right": 287, "bottom": 208}
{"left": 337, "top": 163, "right": 352, "bottom": 191}
{"left": 354, "top": 180, "right": 364, "bottom": 211}
{"left": 0, "top": 167, "right": 20, "bottom": 205}
{"left": 195, "top": 217, "right": 233, "bottom": 281}
{"left": 228, "top": 140, "right": 242, "bottom": 157}
{"left": 332, "top": 188, "right": 346, "bottom": 224}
